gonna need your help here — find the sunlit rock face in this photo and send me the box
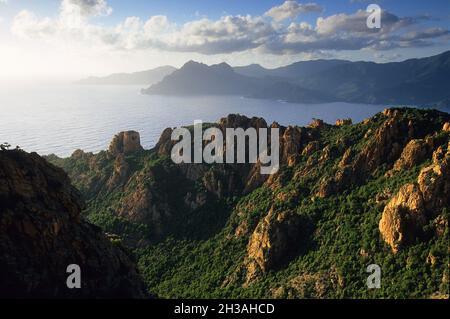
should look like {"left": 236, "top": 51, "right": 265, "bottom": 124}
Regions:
{"left": 244, "top": 208, "right": 302, "bottom": 284}
{"left": 379, "top": 143, "right": 450, "bottom": 253}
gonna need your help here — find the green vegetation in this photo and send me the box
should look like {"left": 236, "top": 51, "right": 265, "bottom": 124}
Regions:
{"left": 47, "top": 108, "right": 450, "bottom": 299}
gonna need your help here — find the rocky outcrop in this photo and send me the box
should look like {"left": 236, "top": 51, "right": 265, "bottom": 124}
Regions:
{"left": 280, "top": 126, "right": 303, "bottom": 166}
{"left": 154, "top": 114, "right": 306, "bottom": 196}
{"left": 109, "top": 131, "right": 143, "bottom": 156}
{"left": 378, "top": 184, "right": 426, "bottom": 253}
{"left": 117, "top": 166, "right": 173, "bottom": 238}
{"left": 44, "top": 107, "right": 449, "bottom": 298}
{"left": 417, "top": 142, "right": 450, "bottom": 210}
{"left": 317, "top": 108, "right": 447, "bottom": 198}
{"left": 338, "top": 148, "right": 353, "bottom": 169}
{"left": 244, "top": 208, "right": 302, "bottom": 284}
{"left": 360, "top": 111, "right": 409, "bottom": 170}
{"left": 389, "top": 139, "right": 431, "bottom": 174}
{"left": 0, "top": 150, "right": 146, "bottom": 298}
{"left": 219, "top": 114, "right": 268, "bottom": 132}
{"left": 271, "top": 267, "right": 343, "bottom": 298}
{"left": 308, "top": 118, "right": 325, "bottom": 128}
{"left": 155, "top": 127, "right": 174, "bottom": 157}
{"left": 107, "top": 153, "right": 130, "bottom": 190}
{"left": 379, "top": 143, "right": 450, "bottom": 253}
{"left": 302, "top": 141, "right": 319, "bottom": 157}
{"left": 335, "top": 118, "right": 352, "bottom": 126}
{"left": 443, "top": 122, "right": 450, "bottom": 132}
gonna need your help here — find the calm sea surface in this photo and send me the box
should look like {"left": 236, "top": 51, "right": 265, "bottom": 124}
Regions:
{"left": 0, "top": 83, "right": 422, "bottom": 157}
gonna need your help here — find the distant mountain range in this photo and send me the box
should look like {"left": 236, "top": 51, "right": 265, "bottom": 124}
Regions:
{"left": 141, "top": 61, "right": 332, "bottom": 103}
{"left": 81, "top": 51, "right": 450, "bottom": 106}
{"left": 143, "top": 61, "right": 265, "bottom": 96}
{"left": 234, "top": 59, "right": 351, "bottom": 79}
{"left": 142, "top": 51, "right": 449, "bottom": 105}
{"left": 77, "top": 66, "right": 176, "bottom": 85}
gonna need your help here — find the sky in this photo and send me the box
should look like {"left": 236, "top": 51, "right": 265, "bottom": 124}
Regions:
{"left": 0, "top": 0, "right": 449, "bottom": 79}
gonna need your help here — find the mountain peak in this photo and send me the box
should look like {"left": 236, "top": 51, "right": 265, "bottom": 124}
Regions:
{"left": 211, "top": 62, "right": 234, "bottom": 72}
{"left": 181, "top": 61, "right": 234, "bottom": 73}
{"left": 182, "top": 60, "right": 207, "bottom": 68}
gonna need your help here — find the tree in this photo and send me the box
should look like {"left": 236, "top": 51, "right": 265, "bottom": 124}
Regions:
{"left": 0, "top": 142, "right": 11, "bottom": 151}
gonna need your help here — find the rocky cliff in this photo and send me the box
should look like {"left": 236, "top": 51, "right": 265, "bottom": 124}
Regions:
{"left": 47, "top": 107, "right": 449, "bottom": 299}
{"left": 379, "top": 141, "right": 449, "bottom": 253}
{"left": 0, "top": 149, "right": 147, "bottom": 298}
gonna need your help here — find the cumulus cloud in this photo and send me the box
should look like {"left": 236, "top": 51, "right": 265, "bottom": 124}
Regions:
{"left": 265, "top": 1, "right": 322, "bottom": 22}
{"left": 401, "top": 27, "right": 450, "bottom": 41}
{"left": 10, "top": 0, "right": 450, "bottom": 56}
{"left": 61, "top": 0, "right": 112, "bottom": 17}
{"left": 12, "top": 10, "right": 57, "bottom": 39}
{"left": 163, "top": 15, "right": 276, "bottom": 54}
{"left": 264, "top": 10, "right": 447, "bottom": 54}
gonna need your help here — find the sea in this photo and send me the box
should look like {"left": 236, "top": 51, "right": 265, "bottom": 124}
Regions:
{"left": 1, "top": 82, "right": 439, "bottom": 157}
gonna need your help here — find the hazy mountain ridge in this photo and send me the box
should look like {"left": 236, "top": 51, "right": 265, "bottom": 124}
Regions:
{"left": 294, "top": 51, "right": 450, "bottom": 105}
{"left": 235, "top": 59, "right": 351, "bottom": 79}
{"left": 142, "top": 61, "right": 268, "bottom": 96}
{"left": 142, "top": 60, "right": 331, "bottom": 103}
{"left": 78, "top": 66, "right": 176, "bottom": 85}
{"left": 142, "top": 51, "right": 450, "bottom": 105}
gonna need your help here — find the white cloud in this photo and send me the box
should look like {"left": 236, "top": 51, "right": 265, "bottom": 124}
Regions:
{"left": 12, "top": 10, "right": 57, "bottom": 39}
{"left": 316, "top": 10, "right": 416, "bottom": 35}
{"left": 61, "top": 0, "right": 112, "bottom": 17}
{"left": 9, "top": 0, "right": 450, "bottom": 56}
{"left": 402, "top": 27, "right": 450, "bottom": 41}
{"left": 265, "top": 1, "right": 322, "bottom": 22}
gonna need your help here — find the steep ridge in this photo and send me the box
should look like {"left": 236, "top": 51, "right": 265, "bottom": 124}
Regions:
{"left": 0, "top": 149, "right": 147, "bottom": 298}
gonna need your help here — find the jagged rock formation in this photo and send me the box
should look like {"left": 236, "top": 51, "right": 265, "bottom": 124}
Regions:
{"left": 308, "top": 118, "right": 325, "bottom": 128}
{"left": 335, "top": 118, "right": 352, "bottom": 126}
{"left": 46, "top": 107, "right": 450, "bottom": 298}
{"left": 391, "top": 139, "right": 431, "bottom": 172}
{"left": 109, "top": 131, "right": 143, "bottom": 156}
{"left": 378, "top": 184, "right": 426, "bottom": 253}
{"left": 244, "top": 208, "right": 302, "bottom": 284}
{"left": 154, "top": 113, "right": 310, "bottom": 197}
{"left": 0, "top": 150, "right": 147, "bottom": 298}
{"left": 443, "top": 122, "right": 450, "bottom": 132}
{"left": 317, "top": 108, "right": 446, "bottom": 198}
{"left": 379, "top": 142, "right": 450, "bottom": 253}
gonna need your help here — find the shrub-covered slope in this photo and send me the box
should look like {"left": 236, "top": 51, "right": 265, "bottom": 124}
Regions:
{"left": 48, "top": 108, "right": 450, "bottom": 298}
